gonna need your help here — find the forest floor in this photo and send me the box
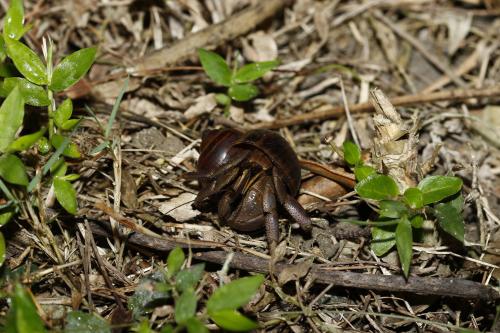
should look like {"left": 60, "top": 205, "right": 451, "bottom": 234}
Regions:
{"left": 2, "top": 0, "right": 500, "bottom": 332}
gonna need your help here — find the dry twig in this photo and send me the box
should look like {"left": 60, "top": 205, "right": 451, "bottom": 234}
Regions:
{"left": 252, "top": 85, "right": 500, "bottom": 129}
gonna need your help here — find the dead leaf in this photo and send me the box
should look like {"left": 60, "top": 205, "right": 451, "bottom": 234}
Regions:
{"left": 242, "top": 31, "right": 278, "bottom": 62}
{"left": 110, "top": 306, "right": 133, "bottom": 333}
{"left": 482, "top": 230, "right": 500, "bottom": 279}
{"left": 271, "top": 241, "right": 288, "bottom": 266}
{"left": 168, "top": 17, "right": 184, "bottom": 40}
{"left": 278, "top": 258, "right": 314, "bottom": 285}
{"left": 159, "top": 193, "right": 200, "bottom": 222}
{"left": 64, "top": 0, "right": 96, "bottom": 27}
{"left": 469, "top": 105, "right": 500, "bottom": 149}
{"left": 121, "top": 170, "right": 138, "bottom": 209}
{"left": 441, "top": 11, "right": 472, "bottom": 55}
{"left": 93, "top": 78, "right": 140, "bottom": 104}
{"left": 65, "top": 78, "right": 93, "bottom": 100}
{"left": 371, "top": 17, "right": 399, "bottom": 64}
{"left": 313, "top": 5, "right": 329, "bottom": 43}
{"left": 132, "top": 127, "right": 185, "bottom": 156}
{"left": 123, "top": 98, "right": 165, "bottom": 120}
{"left": 184, "top": 0, "right": 209, "bottom": 32}
{"left": 298, "top": 176, "right": 347, "bottom": 207}
{"left": 184, "top": 94, "right": 217, "bottom": 119}
{"left": 229, "top": 105, "right": 245, "bottom": 123}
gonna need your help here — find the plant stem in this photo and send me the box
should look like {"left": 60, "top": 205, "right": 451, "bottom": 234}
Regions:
{"left": 0, "top": 179, "right": 16, "bottom": 202}
{"left": 47, "top": 89, "right": 54, "bottom": 139}
{"left": 46, "top": 38, "right": 54, "bottom": 139}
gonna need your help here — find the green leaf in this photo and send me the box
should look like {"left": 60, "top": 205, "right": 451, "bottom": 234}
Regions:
{"left": 50, "top": 159, "right": 67, "bottom": 178}
{"left": 160, "top": 325, "right": 174, "bottom": 333}
{"left": 343, "top": 140, "right": 361, "bottom": 166}
{"left": 410, "top": 215, "right": 424, "bottom": 228}
{"left": 185, "top": 318, "right": 208, "bottom": 333}
{"left": 1, "top": 77, "right": 49, "bottom": 106}
{"left": 354, "top": 165, "right": 376, "bottom": 181}
{"left": 209, "top": 309, "right": 258, "bottom": 332}
{"left": 207, "top": 275, "right": 264, "bottom": 313}
{"left": 371, "top": 225, "right": 396, "bottom": 256}
{"left": 54, "top": 99, "right": 73, "bottom": 128}
{"left": 215, "top": 93, "right": 231, "bottom": 106}
{"left": 198, "top": 48, "right": 231, "bottom": 86}
{"left": 176, "top": 263, "right": 205, "bottom": 292}
{"left": 0, "top": 62, "right": 17, "bottom": 77}
{"left": 50, "top": 134, "right": 81, "bottom": 158}
{"left": 233, "top": 60, "right": 280, "bottom": 83}
{"left": 105, "top": 77, "right": 128, "bottom": 139}
{"left": 228, "top": 83, "right": 259, "bottom": 101}
{"left": 8, "top": 127, "right": 46, "bottom": 152}
{"left": 61, "top": 119, "right": 80, "bottom": 131}
{"left": 5, "top": 38, "right": 47, "bottom": 85}
{"left": 418, "top": 175, "right": 463, "bottom": 205}
{"left": 0, "top": 86, "right": 24, "bottom": 152}
{"left": 28, "top": 124, "right": 82, "bottom": 192}
{"left": 434, "top": 198, "right": 464, "bottom": 242}
{"left": 37, "top": 136, "right": 50, "bottom": 154}
{"left": 130, "top": 320, "right": 152, "bottom": 333}
{"left": 379, "top": 200, "right": 408, "bottom": 219}
{"left": 6, "top": 284, "right": 47, "bottom": 333}
{"left": 340, "top": 218, "right": 399, "bottom": 227}
{"left": 0, "top": 37, "right": 7, "bottom": 62}
{"left": 0, "top": 154, "right": 28, "bottom": 186}
{"left": 355, "top": 174, "right": 399, "bottom": 200}
{"left": 175, "top": 288, "right": 197, "bottom": 324}
{"left": 128, "top": 278, "right": 171, "bottom": 319}
{"left": 50, "top": 47, "right": 97, "bottom": 92}
{"left": 53, "top": 177, "right": 77, "bottom": 214}
{"left": 90, "top": 141, "right": 110, "bottom": 155}
{"left": 395, "top": 216, "right": 413, "bottom": 278}
{"left": 65, "top": 311, "right": 110, "bottom": 333}
{"left": 61, "top": 173, "right": 79, "bottom": 182}
{"left": 0, "top": 209, "right": 14, "bottom": 226}
{"left": 448, "top": 192, "right": 464, "bottom": 212}
{"left": 0, "top": 232, "right": 5, "bottom": 266}
{"left": 167, "top": 247, "right": 185, "bottom": 278}
{"left": 403, "top": 187, "right": 424, "bottom": 209}
{"left": 3, "top": 0, "right": 24, "bottom": 40}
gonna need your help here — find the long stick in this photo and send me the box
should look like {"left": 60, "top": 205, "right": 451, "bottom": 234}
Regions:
{"left": 252, "top": 85, "right": 500, "bottom": 129}
{"left": 88, "top": 221, "right": 499, "bottom": 301}
{"left": 197, "top": 251, "right": 499, "bottom": 301}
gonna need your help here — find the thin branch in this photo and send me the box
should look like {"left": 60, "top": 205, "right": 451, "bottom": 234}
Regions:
{"left": 88, "top": 221, "right": 499, "bottom": 301}
{"left": 196, "top": 251, "right": 499, "bottom": 301}
{"left": 251, "top": 85, "right": 500, "bottom": 129}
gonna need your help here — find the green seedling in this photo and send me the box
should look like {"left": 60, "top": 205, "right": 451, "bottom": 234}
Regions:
{"left": 0, "top": 0, "right": 97, "bottom": 267}
{"left": 198, "top": 48, "right": 279, "bottom": 112}
{"left": 342, "top": 141, "right": 464, "bottom": 278}
{"left": 127, "top": 247, "right": 264, "bottom": 332}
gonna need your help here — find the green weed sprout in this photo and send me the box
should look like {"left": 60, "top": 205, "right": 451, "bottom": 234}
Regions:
{"left": 198, "top": 48, "right": 279, "bottom": 112}
{"left": 0, "top": 0, "right": 97, "bottom": 265}
{"left": 342, "top": 141, "right": 464, "bottom": 278}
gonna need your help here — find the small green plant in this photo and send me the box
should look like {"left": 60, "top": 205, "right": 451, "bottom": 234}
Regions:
{"left": 3, "top": 283, "right": 48, "bottom": 333}
{"left": 198, "top": 48, "right": 279, "bottom": 110}
{"left": 128, "top": 247, "right": 264, "bottom": 332}
{"left": 342, "top": 141, "right": 464, "bottom": 278}
{"left": 1, "top": 248, "right": 264, "bottom": 332}
{"left": 0, "top": 0, "right": 96, "bottom": 258}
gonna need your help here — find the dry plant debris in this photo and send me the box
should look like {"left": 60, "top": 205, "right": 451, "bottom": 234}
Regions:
{"left": 1, "top": 0, "right": 500, "bottom": 332}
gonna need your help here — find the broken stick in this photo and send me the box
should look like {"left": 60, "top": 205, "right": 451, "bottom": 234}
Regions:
{"left": 88, "top": 220, "right": 499, "bottom": 301}
{"left": 252, "top": 85, "right": 500, "bottom": 129}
